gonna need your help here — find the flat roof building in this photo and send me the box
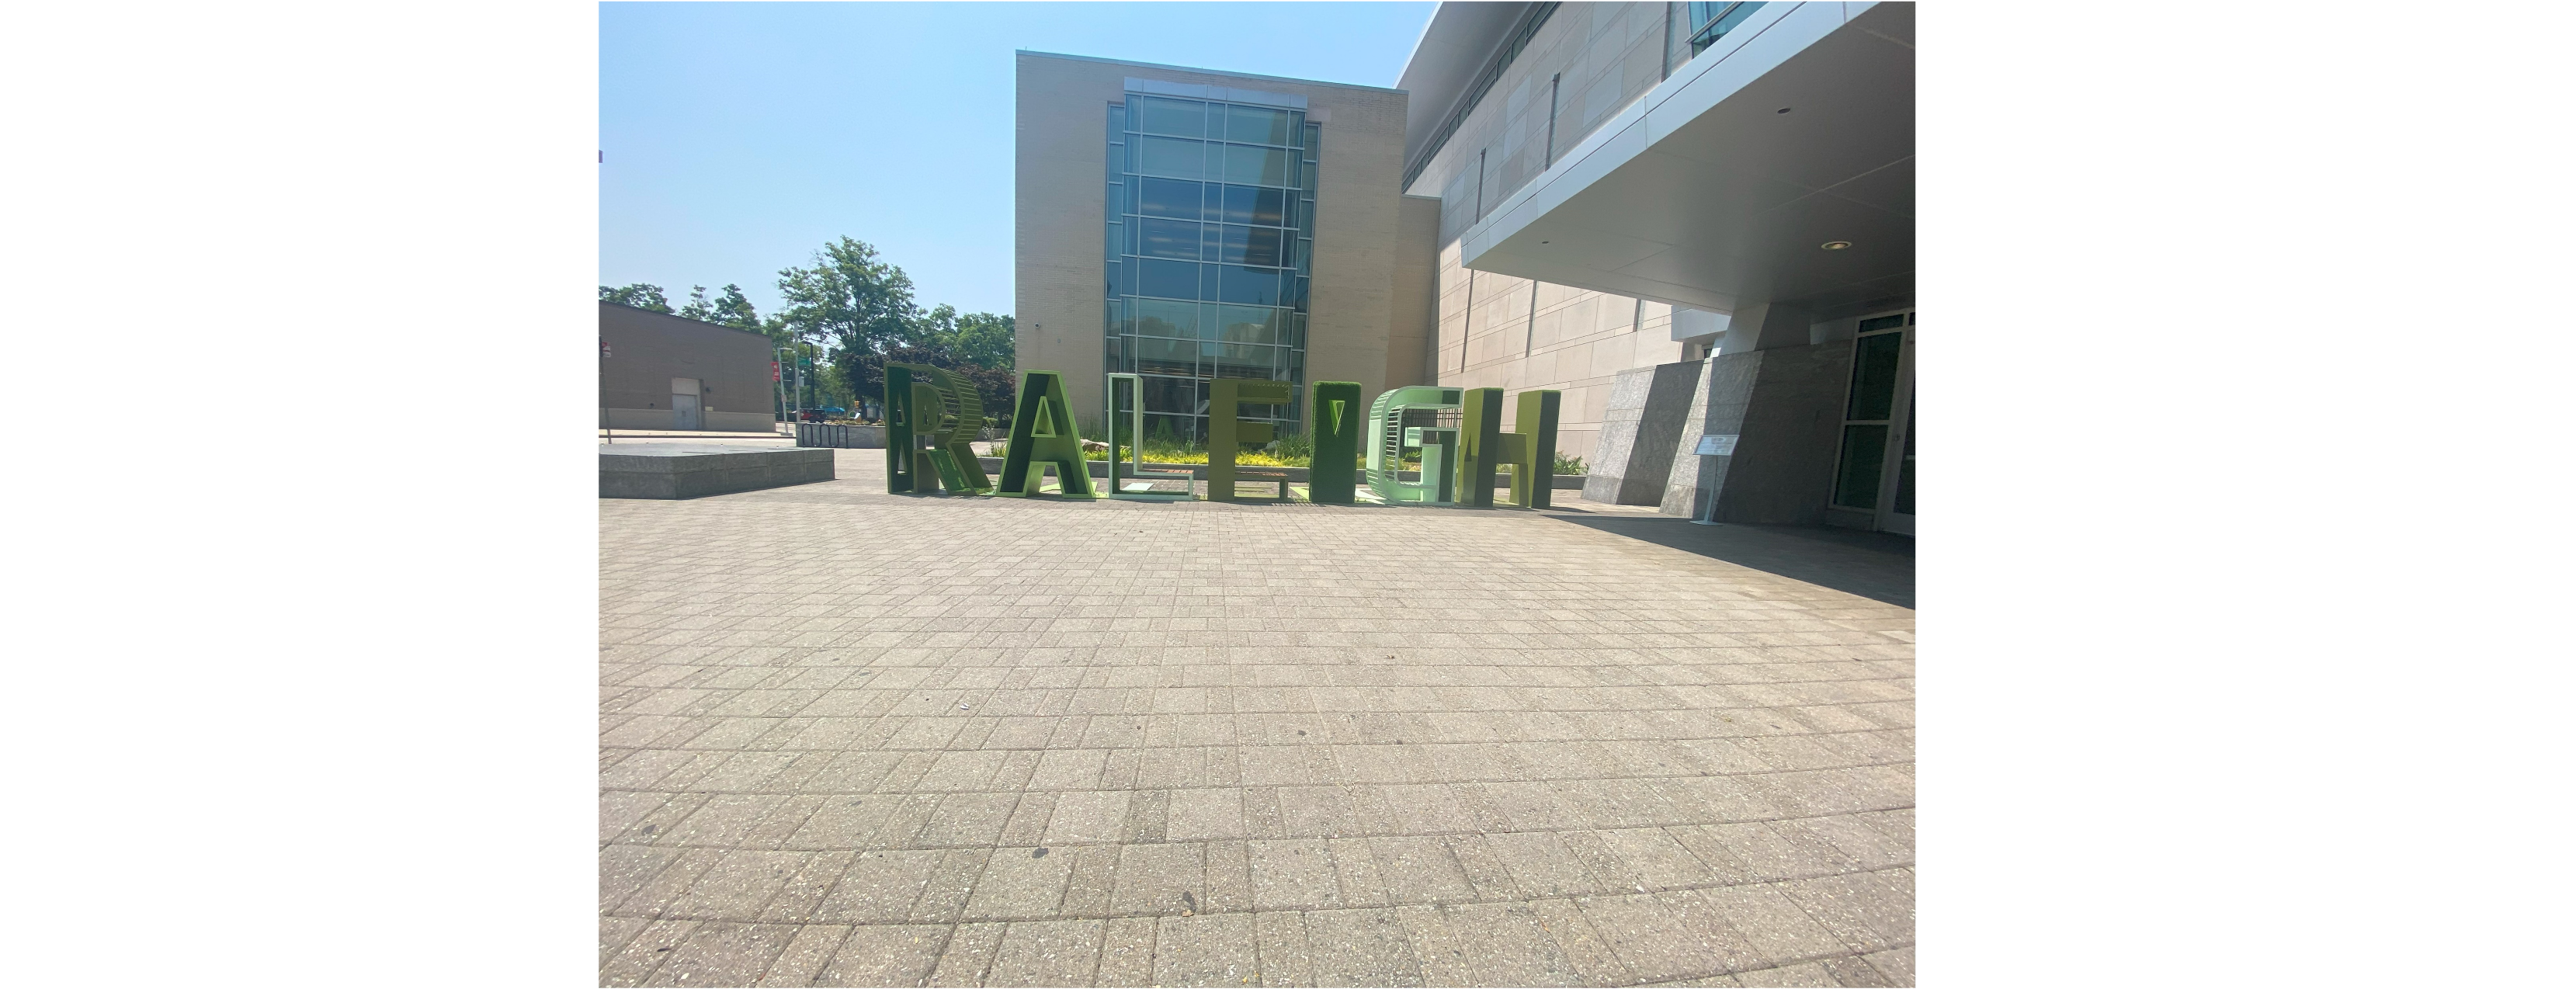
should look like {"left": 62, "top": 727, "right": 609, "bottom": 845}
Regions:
{"left": 1012, "top": 2, "right": 1913, "bottom": 533}
{"left": 599, "top": 301, "right": 779, "bottom": 433}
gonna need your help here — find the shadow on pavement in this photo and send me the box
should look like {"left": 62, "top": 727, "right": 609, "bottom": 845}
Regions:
{"left": 1543, "top": 513, "right": 1915, "bottom": 609}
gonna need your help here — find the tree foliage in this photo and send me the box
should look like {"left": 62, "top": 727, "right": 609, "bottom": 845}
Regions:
{"left": 840, "top": 345, "right": 1017, "bottom": 425}
{"left": 909, "top": 304, "right": 1015, "bottom": 369}
{"left": 773, "top": 237, "right": 923, "bottom": 356}
{"left": 608, "top": 236, "right": 1012, "bottom": 422}
{"left": 678, "top": 283, "right": 766, "bottom": 335}
{"left": 599, "top": 283, "right": 672, "bottom": 313}
{"left": 947, "top": 311, "right": 1016, "bottom": 370}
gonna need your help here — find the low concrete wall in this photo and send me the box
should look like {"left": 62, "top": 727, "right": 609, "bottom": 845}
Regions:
{"left": 796, "top": 423, "right": 887, "bottom": 448}
{"left": 602, "top": 408, "right": 776, "bottom": 433}
{"left": 601, "top": 446, "right": 834, "bottom": 499}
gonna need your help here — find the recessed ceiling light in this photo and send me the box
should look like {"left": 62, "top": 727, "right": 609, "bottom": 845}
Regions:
{"left": 1821, "top": 240, "right": 1852, "bottom": 250}
{"left": 1776, "top": 107, "right": 1792, "bottom": 114}
{"left": 1539, "top": 241, "right": 1549, "bottom": 244}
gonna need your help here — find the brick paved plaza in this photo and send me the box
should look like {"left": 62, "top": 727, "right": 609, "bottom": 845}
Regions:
{"left": 600, "top": 450, "right": 1915, "bottom": 987}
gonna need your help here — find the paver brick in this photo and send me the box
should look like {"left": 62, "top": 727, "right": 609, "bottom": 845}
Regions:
{"left": 1370, "top": 835, "right": 1479, "bottom": 904}
{"left": 650, "top": 921, "right": 797, "bottom": 987}
{"left": 1304, "top": 907, "right": 1425, "bottom": 987}
{"left": 1109, "top": 841, "right": 1205, "bottom": 916}
{"left": 928, "top": 921, "right": 1007, "bottom": 987}
{"left": 1153, "top": 912, "right": 1259, "bottom": 987}
{"left": 602, "top": 918, "right": 697, "bottom": 987}
{"left": 1574, "top": 893, "right": 1727, "bottom": 983}
{"left": 665, "top": 849, "right": 807, "bottom": 921}
{"left": 1094, "top": 916, "right": 1159, "bottom": 986}
{"left": 759, "top": 850, "right": 856, "bottom": 923}
{"left": 1044, "top": 790, "right": 1131, "bottom": 845}
{"left": 808, "top": 849, "right": 939, "bottom": 924}
{"left": 986, "top": 918, "right": 1105, "bottom": 987}
{"left": 602, "top": 454, "right": 1914, "bottom": 985}
{"left": 965, "top": 846, "right": 1075, "bottom": 921}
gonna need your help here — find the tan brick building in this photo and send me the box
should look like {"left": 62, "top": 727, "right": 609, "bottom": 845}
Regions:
{"left": 1015, "top": 51, "right": 1425, "bottom": 440}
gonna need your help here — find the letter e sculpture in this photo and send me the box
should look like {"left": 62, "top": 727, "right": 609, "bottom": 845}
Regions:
{"left": 1207, "top": 379, "right": 1295, "bottom": 501}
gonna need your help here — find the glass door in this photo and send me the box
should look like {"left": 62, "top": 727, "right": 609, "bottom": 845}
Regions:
{"left": 1829, "top": 311, "right": 1915, "bottom": 534}
{"left": 1878, "top": 342, "right": 1915, "bottom": 535}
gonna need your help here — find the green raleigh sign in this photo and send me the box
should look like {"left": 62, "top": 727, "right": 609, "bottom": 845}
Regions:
{"left": 890, "top": 370, "right": 1558, "bottom": 508}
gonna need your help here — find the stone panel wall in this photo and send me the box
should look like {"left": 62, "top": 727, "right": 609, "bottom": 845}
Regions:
{"left": 1658, "top": 339, "right": 1853, "bottom": 524}
{"left": 1408, "top": 3, "right": 1691, "bottom": 465}
{"left": 1584, "top": 358, "right": 1702, "bottom": 505}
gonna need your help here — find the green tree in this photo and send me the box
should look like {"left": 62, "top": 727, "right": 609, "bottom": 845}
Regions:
{"left": 773, "top": 237, "right": 923, "bottom": 357}
{"left": 599, "top": 283, "right": 672, "bottom": 313}
{"left": 943, "top": 311, "right": 1015, "bottom": 369}
{"left": 709, "top": 284, "right": 762, "bottom": 333}
{"left": 840, "top": 345, "right": 1016, "bottom": 426}
{"left": 675, "top": 283, "right": 766, "bottom": 335}
{"left": 815, "top": 361, "right": 858, "bottom": 411}
{"left": 915, "top": 303, "right": 959, "bottom": 345}
{"left": 677, "top": 285, "right": 715, "bottom": 321}
{"left": 906, "top": 304, "right": 1014, "bottom": 370}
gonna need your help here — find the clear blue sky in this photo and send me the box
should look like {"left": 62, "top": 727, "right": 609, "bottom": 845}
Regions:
{"left": 600, "top": 2, "right": 1438, "bottom": 321}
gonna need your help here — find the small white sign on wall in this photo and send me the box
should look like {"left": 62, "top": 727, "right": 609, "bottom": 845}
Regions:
{"left": 1696, "top": 434, "right": 1739, "bottom": 456}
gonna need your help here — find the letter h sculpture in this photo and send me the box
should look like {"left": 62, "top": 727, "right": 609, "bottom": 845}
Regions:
{"left": 1508, "top": 389, "right": 1561, "bottom": 508}
{"left": 1457, "top": 387, "right": 1561, "bottom": 508}
{"left": 1456, "top": 387, "right": 1507, "bottom": 508}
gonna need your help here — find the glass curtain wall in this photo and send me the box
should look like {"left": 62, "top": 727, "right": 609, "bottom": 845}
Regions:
{"left": 1106, "top": 93, "right": 1318, "bottom": 444}
{"left": 1686, "top": 2, "right": 1765, "bottom": 55}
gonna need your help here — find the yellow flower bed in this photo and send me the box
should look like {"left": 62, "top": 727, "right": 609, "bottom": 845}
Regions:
{"left": 989, "top": 441, "right": 1364, "bottom": 470}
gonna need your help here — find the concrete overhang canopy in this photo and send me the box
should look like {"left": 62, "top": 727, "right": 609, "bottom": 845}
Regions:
{"left": 1460, "top": 2, "right": 1915, "bottom": 316}
{"left": 1396, "top": 2, "right": 1543, "bottom": 174}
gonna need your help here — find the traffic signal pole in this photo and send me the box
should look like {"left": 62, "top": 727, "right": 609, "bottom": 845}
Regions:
{"left": 774, "top": 348, "right": 789, "bottom": 436}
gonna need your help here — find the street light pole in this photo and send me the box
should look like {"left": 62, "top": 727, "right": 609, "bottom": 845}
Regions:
{"left": 775, "top": 345, "right": 790, "bottom": 436}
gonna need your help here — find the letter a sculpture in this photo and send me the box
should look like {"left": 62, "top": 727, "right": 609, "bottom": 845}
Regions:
{"left": 1307, "top": 381, "right": 1363, "bottom": 505}
{"left": 885, "top": 363, "right": 991, "bottom": 494}
{"left": 997, "top": 370, "right": 1097, "bottom": 498}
